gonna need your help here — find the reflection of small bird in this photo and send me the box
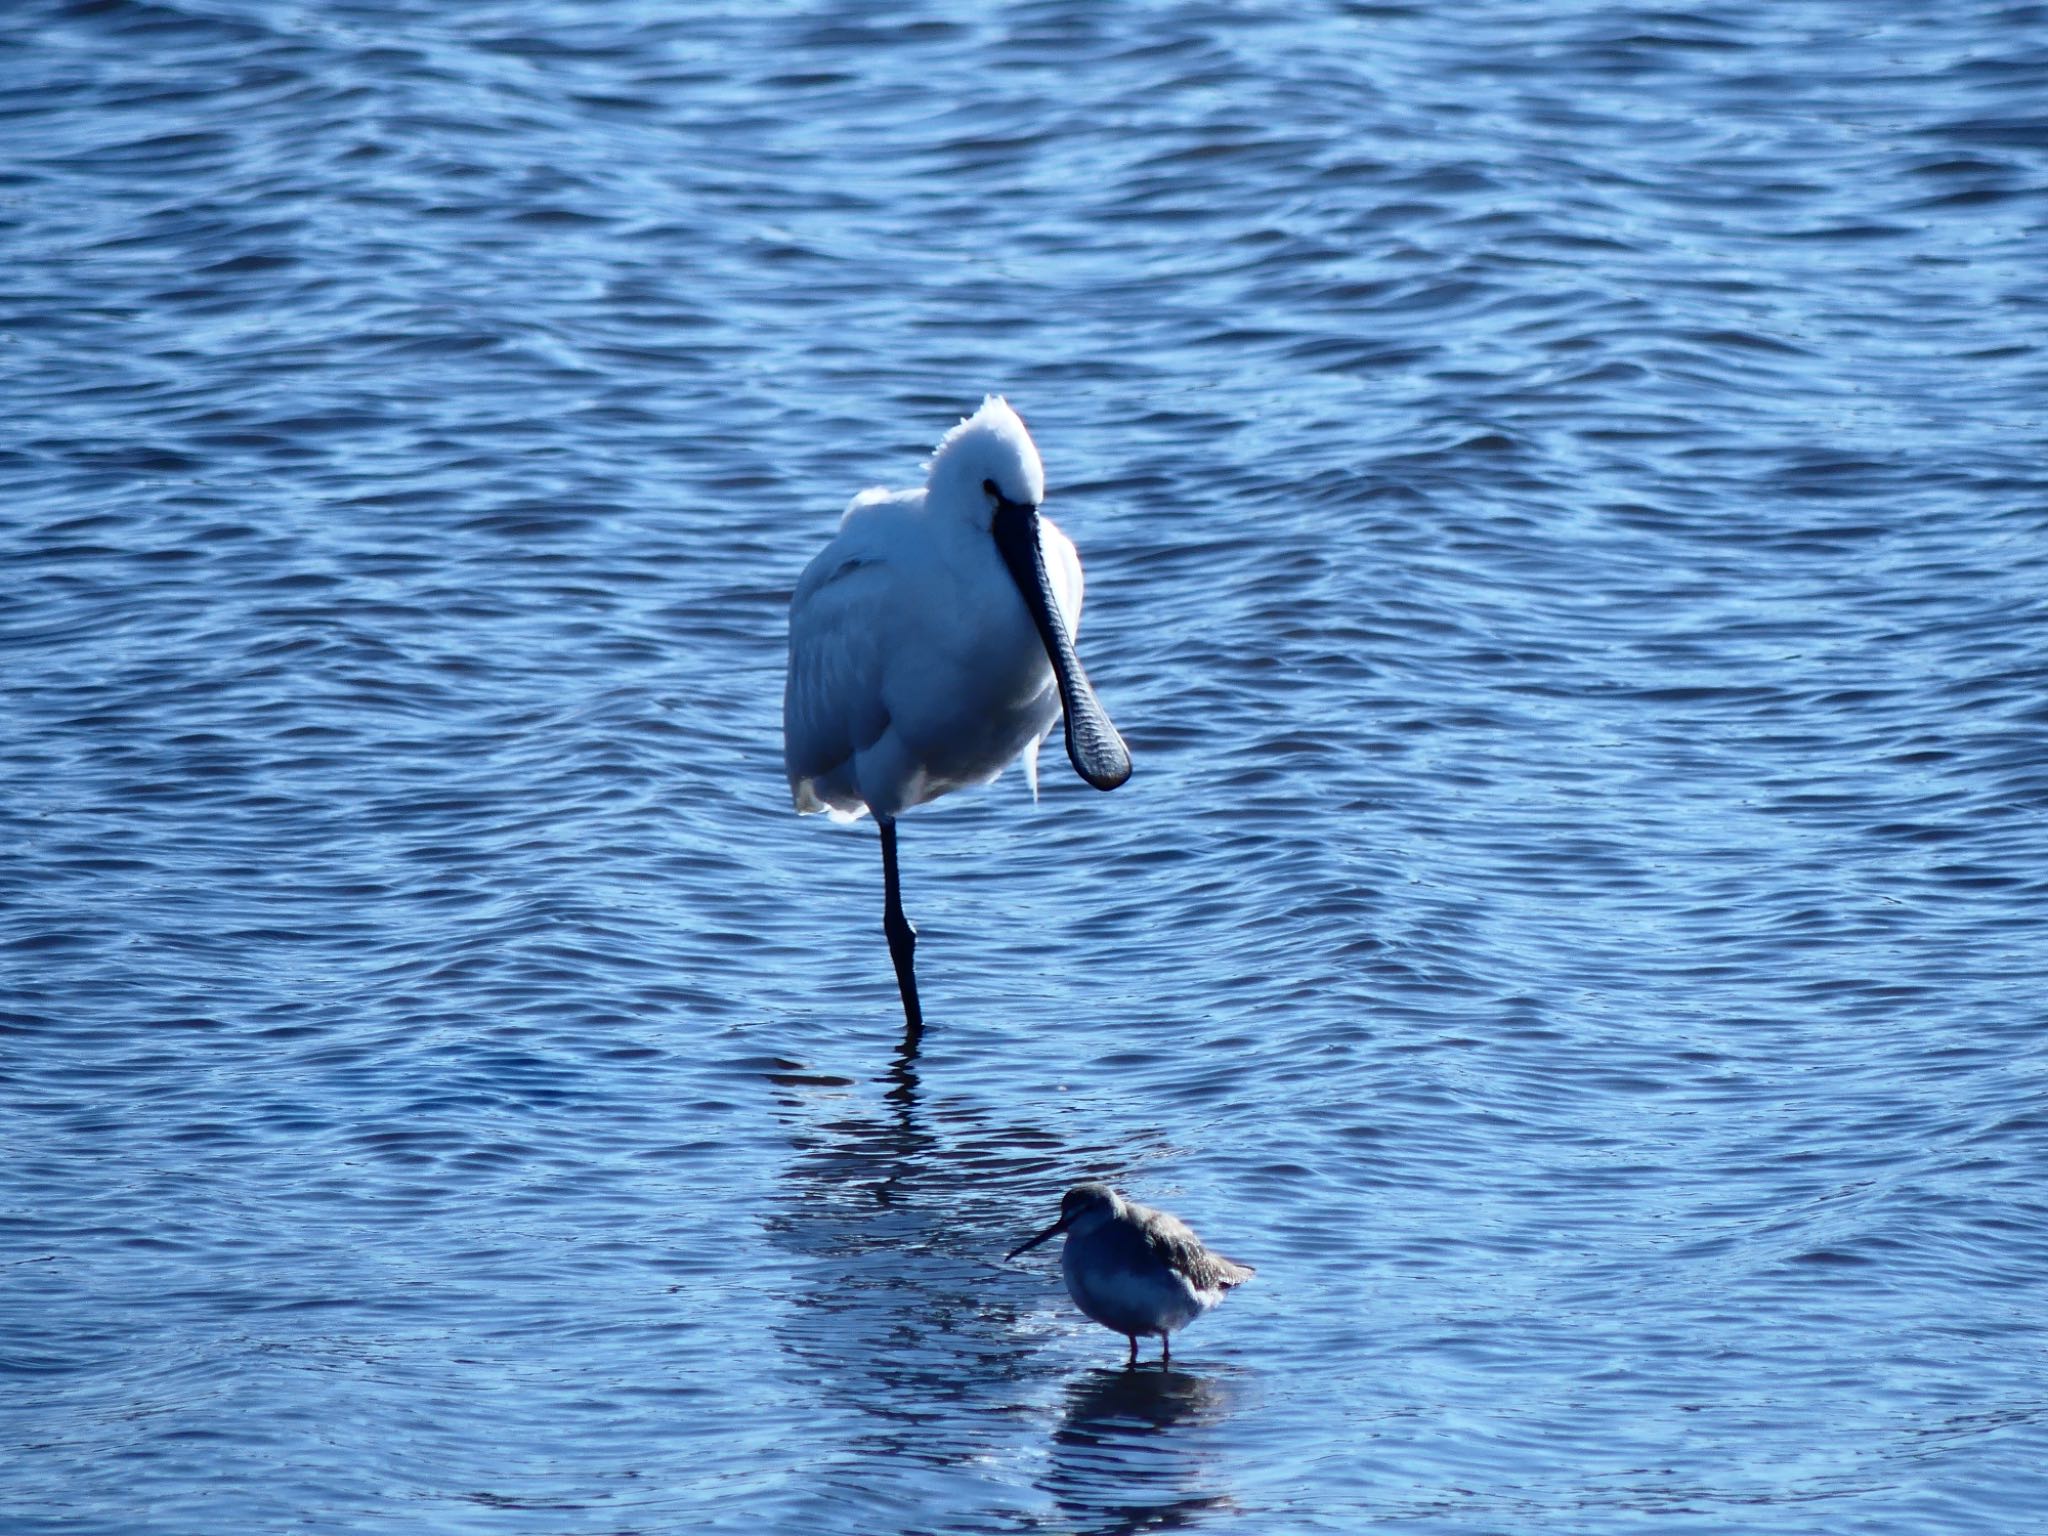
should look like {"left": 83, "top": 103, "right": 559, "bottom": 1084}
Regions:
{"left": 1008, "top": 1182, "right": 1254, "bottom": 1367}
{"left": 782, "top": 398, "right": 1130, "bottom": 1030}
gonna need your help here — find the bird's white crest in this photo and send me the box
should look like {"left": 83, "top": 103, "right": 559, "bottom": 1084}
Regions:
{"left": 924, "top": 395, "right": 1046, "bottom": 514}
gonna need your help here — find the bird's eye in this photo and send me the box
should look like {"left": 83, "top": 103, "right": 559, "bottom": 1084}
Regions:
{"left": 982, "top": 478, "right": 1000, "bottom": 500}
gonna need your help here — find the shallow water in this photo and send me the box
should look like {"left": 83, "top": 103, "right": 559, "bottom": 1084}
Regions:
{"left": 5, "top": 1, "right": 2047, "bottom": 1531}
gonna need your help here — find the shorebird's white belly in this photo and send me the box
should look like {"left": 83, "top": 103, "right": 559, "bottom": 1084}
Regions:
{"left": 1061, "top": 1241, "right": 1211, "bottom": 1338}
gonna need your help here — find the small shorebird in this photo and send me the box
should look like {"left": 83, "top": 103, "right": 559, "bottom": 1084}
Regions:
{"left": 1007, "top": 1182, "right": 1254, "bottom": 1367}
{"left": 782, "top": 398, "right": 1131, "bottom": 1029}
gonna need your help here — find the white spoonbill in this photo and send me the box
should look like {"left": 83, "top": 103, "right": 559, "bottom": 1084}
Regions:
{"left": 782, "top": 397, "right": 1131, "bottom": 1028}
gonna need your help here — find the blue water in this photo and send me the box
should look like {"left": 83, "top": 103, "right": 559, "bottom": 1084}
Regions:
{"left": 5, "top": 2, "right": 2047, "bottom": 1531}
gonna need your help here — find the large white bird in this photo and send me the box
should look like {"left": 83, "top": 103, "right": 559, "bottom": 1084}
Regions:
{"left": 783, "top": 397, "right": 1130, "bottom": 1027}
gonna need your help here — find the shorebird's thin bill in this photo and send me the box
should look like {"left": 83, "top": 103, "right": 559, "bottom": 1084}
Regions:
{"left": 1006, "top": 1212, "right": 1071, "bottom": 1260}
{"left": 990, "top": 497, "right": 1131, "bottom": 792}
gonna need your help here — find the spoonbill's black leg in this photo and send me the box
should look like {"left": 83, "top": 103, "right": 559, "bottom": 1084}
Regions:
{"left": 879, "top": 817, "right": 921, "bottom": 1030}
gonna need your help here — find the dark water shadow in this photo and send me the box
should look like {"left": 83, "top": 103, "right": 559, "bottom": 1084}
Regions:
{"left": 756, "top": 1007, "right": 1223, "bottom": 1527}
{"left": 1041, "top": 1365, "right": 1245, "bottom": 1535}
{"left": 772, "top": 1014, "right": 936, "bottom": 1213}
{"left": 757, "top": 1011, "right": 1123, "bottom": 1510}
{"left": 761, "top": 1005, "right": 1121, "bottom": 1320}
{"left": 762, "top": 1013, "right": 941, "bottom": 1257}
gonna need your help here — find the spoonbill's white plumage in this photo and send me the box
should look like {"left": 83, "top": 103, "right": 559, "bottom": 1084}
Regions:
{"left": 783, "top": 398, "right": 1130, "bottom": 1027}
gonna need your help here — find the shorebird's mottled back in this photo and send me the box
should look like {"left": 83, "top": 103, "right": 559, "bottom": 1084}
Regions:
{"left": 1125, "top": 1196, "right": 1255, "bottom": 1293}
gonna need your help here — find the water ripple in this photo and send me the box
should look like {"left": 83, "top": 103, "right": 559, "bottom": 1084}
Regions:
{"left": 5, "top": 0, "right": 2047, "bottom": 1532}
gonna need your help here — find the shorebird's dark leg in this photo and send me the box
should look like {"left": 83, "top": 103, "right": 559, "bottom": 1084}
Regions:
{"left": 1160, "top": 1333, "right": 1171, "bottom": 1367}
{"left": 1125, "top": 1335, "right": 1138, "bottom": 1369}
{"left": 879, "top": 817, "right": 921, "bottom": 1029}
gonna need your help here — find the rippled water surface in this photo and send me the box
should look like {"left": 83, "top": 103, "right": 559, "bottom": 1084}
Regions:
{"left": 6, "top": 1, "right": 2048, "bottom": 1531}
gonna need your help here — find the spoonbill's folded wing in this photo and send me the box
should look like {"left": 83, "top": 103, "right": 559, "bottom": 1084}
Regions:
{"left": 784, "top": 550, "right": 895, "bottom": 820}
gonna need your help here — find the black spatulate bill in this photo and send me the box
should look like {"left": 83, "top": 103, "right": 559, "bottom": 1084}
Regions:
{"left": 991, "top": 496, "right": 1132, "bottom": 791}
